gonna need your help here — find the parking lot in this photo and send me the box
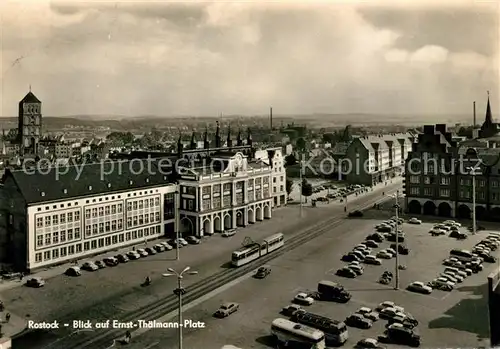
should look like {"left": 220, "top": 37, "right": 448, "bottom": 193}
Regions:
{"left": 126, "top": 209, "right": 495, "bottom": 348}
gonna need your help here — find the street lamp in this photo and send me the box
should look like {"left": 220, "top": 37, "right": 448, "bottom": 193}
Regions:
{"left": 389, "top": 190, "right": 403, "bottom": 290}
{"left": 299, "top": 158, "right": 304, "bottom": 217}
{"left": 466, "top": 166, "right": 480, "bottom": 235}
{"left": 175, "top": 190, "right": 180, "bottom": 260}
{"left": 163, "top": 266, "right": 199, "bottom": 349}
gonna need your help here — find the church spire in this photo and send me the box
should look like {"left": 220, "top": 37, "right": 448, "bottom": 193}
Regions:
{"left": 236, "top": 129, "right": 243, "bottom": 146}
{"left": 215, "top": 121, "right": 221, "bottom": 148}
{"left": 203, "top": 127, "right": 210, "bottom": 149}
{"left": 485, "top": 90, "right": 493, "bottom": 125}
{"left": 226, "top": 125, "right": 232, "bottom": 148}
{"left": 190, "top": 131, "right": 197, "bottom": 149}
{"left": 177, "top": 133, "right": 183, "bottom": 155}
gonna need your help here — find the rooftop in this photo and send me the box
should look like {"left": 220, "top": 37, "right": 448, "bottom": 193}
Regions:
{"left": 3, "top": 159, "right": 175, "bottom": 204}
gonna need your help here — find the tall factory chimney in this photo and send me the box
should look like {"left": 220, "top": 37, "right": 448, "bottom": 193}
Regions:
{"left": 270, "top": 107, "right": 273, "bottom": 130}
{"left": 473, "top": 101, "right": 476, "bottom": 126}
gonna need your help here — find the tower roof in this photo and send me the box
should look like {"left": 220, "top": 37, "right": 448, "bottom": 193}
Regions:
{"left": 20, "top": 91, "right": 41, "bottom": 104}
{"left": 485, "top": 92, "right": 493, "bottom": 125}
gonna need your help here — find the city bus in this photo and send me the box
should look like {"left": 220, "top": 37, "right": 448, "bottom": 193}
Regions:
{"left": 291, "top": 311, "right": 348, "bottom": 346}
{"left": 271, "top": 318, "right": 326, "bottom": 349}
{"left": 231, "top": 233, "right": 284, "bottom": 267}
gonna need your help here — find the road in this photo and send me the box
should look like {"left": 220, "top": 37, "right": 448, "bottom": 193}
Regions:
{"left": 122, "top": 210, "right": 494, "bottom": 349}
{"left": 9, "top": 180, "right": 402, "bottom": 348}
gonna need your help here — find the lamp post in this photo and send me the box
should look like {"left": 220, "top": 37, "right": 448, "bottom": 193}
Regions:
{"left": 175, "top": 190, "right": 180, "bottom": 260}
{"left": 299, "top": 156, "right": 303, "bottom": 217}
{"left": 467, "top": 166, "right": 480, "bottom": 235}
{"left": 389, "top": 190, "right": 403, "bottom": 290}
{"left": 163, "top": 266, "right": 199, "bottom": 349}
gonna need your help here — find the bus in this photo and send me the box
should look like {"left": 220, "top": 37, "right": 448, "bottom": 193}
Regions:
{"left": 291, "top": 311, "right": 348, "bottom": 346}
{"left": 231, "top": 233, "right": 284, "bottom": 267}
{"left": 271, "top": 318, "right": 326, "bottom": 349}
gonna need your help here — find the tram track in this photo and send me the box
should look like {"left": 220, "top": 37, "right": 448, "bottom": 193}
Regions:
{"left": 62, "top": 187, "right": 399, "bottom": 349}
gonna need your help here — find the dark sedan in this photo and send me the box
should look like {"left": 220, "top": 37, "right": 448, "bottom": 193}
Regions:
{"left": 346, "top": 313, "right": 372, "bottom": 329}
{"left": 336, "top": 267, "right": 357, "bottom": 278}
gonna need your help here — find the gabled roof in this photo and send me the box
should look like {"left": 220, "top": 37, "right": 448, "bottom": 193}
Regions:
{"left": 20, "top": 91, "right": 41, "bottom": 104}
{"left": 4, "top": 159, "right": 174, "bottom": 204}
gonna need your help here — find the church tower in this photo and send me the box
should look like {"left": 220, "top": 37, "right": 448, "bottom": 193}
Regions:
{"left": 18, "top": 89, "right": 42, "bottom": 156}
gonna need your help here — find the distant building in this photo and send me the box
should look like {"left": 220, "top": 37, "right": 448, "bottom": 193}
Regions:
{"left": 404, "top": 96, "right": 500, "bottom": 221}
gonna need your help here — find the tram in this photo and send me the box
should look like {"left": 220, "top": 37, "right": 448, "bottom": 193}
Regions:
{"left": 231, "top": 233, "right": 284, "bottom": 267}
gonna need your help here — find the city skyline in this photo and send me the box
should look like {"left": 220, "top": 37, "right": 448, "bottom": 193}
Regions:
{"left": 1, "top": 1, "right": 498, "bottom": 117}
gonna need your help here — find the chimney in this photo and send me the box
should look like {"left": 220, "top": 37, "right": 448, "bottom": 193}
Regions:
{"left": 270, "top": 107, "right": 273, "bottom": 130}
{"left": 473, "top": 101, "right": 476, "bottom": 127}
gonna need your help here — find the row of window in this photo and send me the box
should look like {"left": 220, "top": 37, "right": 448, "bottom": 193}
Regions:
{"left": 85, "top": 204, "right": 124, "bottom": 219}
{"left": 409, "top": 187, "right": 492, "bottom": 200}
{"left": 85, "top": 219, "right": 124, "bottom": 236}
{"left": 36, "top": 211, "right": 81, "bottom": 228}
{"left": 272, "top": 176, "right": 284, "bottom": 183}
{"left": 34, "top": 226, "right": 161, "bottom": 263}
{"left": 127, "top": 212, "right": 161, "bottom": 228}
{"left": 36, "top": 228, "right": 81, "bottom": 248}
{"left": 409, "top": 175, "right": 496, "bottom": 187}
{"left": 273, "top": 185, "right": 284, "bottom": 193}
{"left": 127, "top": 198, "right": 160, "bottom": 211}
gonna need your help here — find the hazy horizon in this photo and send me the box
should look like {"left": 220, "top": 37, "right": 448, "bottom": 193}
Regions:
{"left": 1, "top": 1, "right": 498, "bottom": 118}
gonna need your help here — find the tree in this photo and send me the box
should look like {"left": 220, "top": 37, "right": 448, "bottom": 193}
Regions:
{"left": 284, "top": 154, "right": 297, "bottom": 167}
{"left": 286, "top": 178, "right": 294, "bottom": 197}
{"left": 296, "top": 137, "right": 306, "bottom": 151}
{"left": 301, "top": 179, "right": 313, "bottom": 202}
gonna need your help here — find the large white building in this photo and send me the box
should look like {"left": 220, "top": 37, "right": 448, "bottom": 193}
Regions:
{"left": 177, "top": 150, "right": 274, "bottom": 237}
{"left": 0, "top": 160, "right": 177, "bottom": 272}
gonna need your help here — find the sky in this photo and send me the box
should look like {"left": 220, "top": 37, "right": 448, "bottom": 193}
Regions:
{"left": 0, "top": 0, "right": 499, "bottom": 118}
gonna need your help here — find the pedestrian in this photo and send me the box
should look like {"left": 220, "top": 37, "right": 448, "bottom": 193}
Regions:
{"left": 74, "top": 259, "right": 78, "bottom": 266}
{"left": 19, "top": 273, "right": 23, "bottom": 281}
{"left": 0, "top": 301, "right": 4, "bottom": 312}
{"left": 5, "top": 313, "right": 10, "bottom": 323}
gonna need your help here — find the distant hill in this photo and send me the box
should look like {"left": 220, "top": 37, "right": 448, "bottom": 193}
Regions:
{"left": 0, "top": 113, "right": 473, "bottom": 131}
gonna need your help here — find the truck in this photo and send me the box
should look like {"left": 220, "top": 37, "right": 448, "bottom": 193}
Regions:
{"left": 317, "top": 280, "right": 351, "bottom": 303}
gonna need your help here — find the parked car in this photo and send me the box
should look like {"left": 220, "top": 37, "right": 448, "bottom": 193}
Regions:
{"left": 355, "top": 338, "right": 386, "bottom": 349}
{"left": 378, "top": 324, "right": 421, "bottom": 347}
{"left": 255, "top": 266, "right": 271, "bottom": 279}
{"left": 103, "top": 257, "right": 119, "bottom": 266}
{"left": 428, "top": 278, "right": 454, "bottom": 291}
{"left": 345, "top": 313, "right": 372, "bottom": 329}
{"left": 95, "top": 260, "right": 106, "bottom": 269}
{"left": 116, "top": 254, "right": 129, "bottom": 263}
{"left": 26, "top": 277, "right": 45, "bottom": 288}
{"left": 185, "top": 236, "right": 200, "bottom": 244}
{"left": 379, "top": 307, "right": 405, "bottom": 320}
{"left": 65, "top": 267, "right": 81, "bottom": 277}
{"left": 169, "top": 239, "right": 184, "bottom": 248}
{"left": 377, "top": 225, "right": 392, "bottom": 233}
{"left": 364, "top": 240, "right": 379, "bottom": 248}
{"left": 390, "top": 244, "right": 409, "bottom": 255}
{"left": 449, "top": 230, "right": 467, "bottom": 239}
{"left": 214, "top": 302, "right": 239, "bottom": 317}
{"left": 342, "top": 253, "right": 363, "bottom": 262}
{"left": 136, "top": 248, "right": 149, "bottom": 257}
{"left": 336, "top": 267, "right": 357, "bottom": 278}
{"left": 281, "top": 304, "right": 305, "bottom": 316}
{"left": 364, "top": 255, "right": 382, "bottom": 265}
{"left": 348, "top": 263, "right": 364, "bottom": 275}
{"left": 153, "top": 244, "right": 166, "bottom": 253}
{"left": 377, "top": 251, "right": 392, "bottom": 259}
{"left": 356, "top": 307, "right": 379, "bottom": 321}
{"left": 177, "top": 238, "right": 189, "bottom": 246}
{"left": 82, "top": 262, "right": 99, "bottom": 271}
{"left": 126, "top": 251, "right": 141, "bottom": 260}
{"left": 294, "top": 292, "right": 314, "bottom": 305}
{"left": 367, "top": 233, "right": 385, "bottom": 242}
{"left": 222, "top": 229, "right": 236, "bottom": 237}
{"left": 160, "top": 242, "right": 173, "bottom": 250}
{"left": 145, "top": 247, "right": 157, "bottom": 255}
{"left": 348, "top": 210, "right": 364, "bottom": 217}
{"left": 406, "top": 281, "right": 432, "bottom": 294}
{"left": 408, "top": 218, "right": 422, "bottom": 224}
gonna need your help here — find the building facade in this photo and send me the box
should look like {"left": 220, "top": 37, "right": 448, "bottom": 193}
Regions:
{"left": 404, "top": 120, "right": 500, "bottom": 221}
{"left": 254, "top": 147, "right": 287, "bottom": 207}
{"left": 338, "top": 133, "right": 413, "bottom": 185}
{"left": 0, "top": 160, "right": 177, "bottom": 272}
